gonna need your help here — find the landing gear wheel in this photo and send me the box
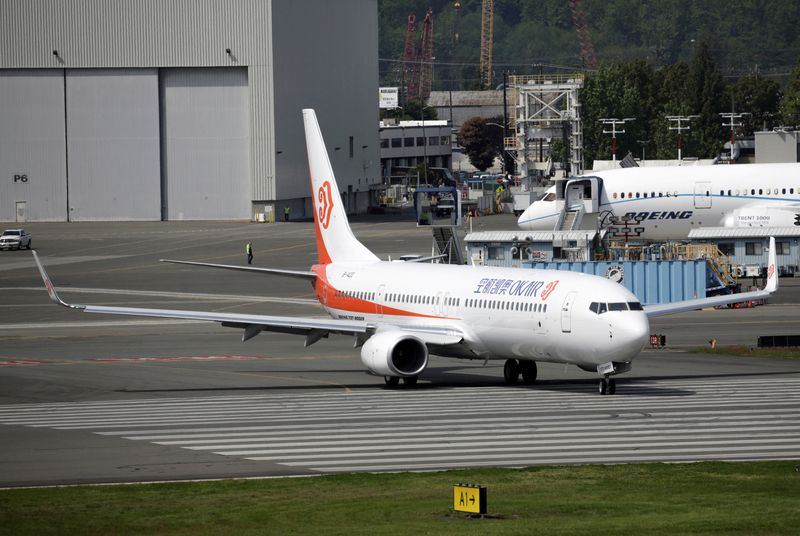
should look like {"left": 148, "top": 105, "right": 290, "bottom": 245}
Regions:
{"left": 384, "top": 376, "right": 400, "bottom": 387}
{"left": 26, "top": 241, "right": 31, "bottom": 250}
{"left": 598, "top": 378, "right": 608, "bottom": 395}
{"left": 402, "top": 375, "right": 418, "bottom": 386}
{"left": 503, "top": 359, "right": 520, "bottom": 385}
{"left": 520, "top": 360, "right": 538, "bottom": 384}
{"left": 607, "top": 378, "right": 616, "bottom": 395}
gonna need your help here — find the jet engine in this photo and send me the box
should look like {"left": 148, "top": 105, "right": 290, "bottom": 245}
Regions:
{"left": 360, "top": 331, "right": 428, "bottom": 377}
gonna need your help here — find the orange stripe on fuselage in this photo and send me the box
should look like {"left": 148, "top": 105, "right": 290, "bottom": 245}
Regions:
{"left": 311, "top": 264, "right": 454, "bottom": 320}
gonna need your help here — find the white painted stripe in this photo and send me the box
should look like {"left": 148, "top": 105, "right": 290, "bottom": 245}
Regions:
{"left": 274, "top": 443, "right": 800, "bottom": 467}
{"left": 215, "top": 436, "right": 800, "bottom": 457}
{"left": 6, "top": 392, "right": 799, "bottom": 425}
{"left": 151, "top": 423, "right": 800, "bottom": 446}
{"left": 306, "top": 451, "right": 800, "bottom": 472}
{"left": 23, "top": 403, "right": 800, "bottom": 430}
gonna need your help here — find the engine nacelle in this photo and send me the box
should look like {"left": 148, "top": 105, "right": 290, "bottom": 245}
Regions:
{"left": 360, "top": 331, "right": 428, "bottom": 377}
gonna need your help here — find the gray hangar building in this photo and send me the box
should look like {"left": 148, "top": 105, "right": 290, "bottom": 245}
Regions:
{"left": 0, "top": 0, "right": 379, "bottom": 222}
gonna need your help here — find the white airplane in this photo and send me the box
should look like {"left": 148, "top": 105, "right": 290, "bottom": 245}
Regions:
{"left": 518, "top": 164, "right": 800, "bottom": 240}
{"left": 32, "top": 109, "right": 779, "bottom": 395}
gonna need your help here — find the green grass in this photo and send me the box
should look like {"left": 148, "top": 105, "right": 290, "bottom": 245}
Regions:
{"left": 692, "top": 345, "right": 800, "bottom": 359}
{"left": 2, "top": 462, "right": 799, "bottom": 535}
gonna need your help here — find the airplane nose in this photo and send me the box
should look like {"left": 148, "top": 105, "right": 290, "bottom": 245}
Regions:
{"left": 612, "top": 312, "right": 649, "bottom": 359}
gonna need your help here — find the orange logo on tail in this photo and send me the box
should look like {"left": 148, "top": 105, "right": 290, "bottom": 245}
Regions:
{"left": 318, "top": 181, "right": 333, "bottom": 229}
{"left": 768, "top": 264, "right": 775, "bottom": 280}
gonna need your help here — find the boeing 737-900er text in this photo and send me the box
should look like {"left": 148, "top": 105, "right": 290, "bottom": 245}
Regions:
{"left": 518, "top": 164, "right": 800, "bottom": 240}
{"left": 33, "top": 109, "right": 779, "bottom": 395}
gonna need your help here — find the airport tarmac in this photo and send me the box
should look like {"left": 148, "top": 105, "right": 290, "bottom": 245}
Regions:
{"left": 1, "top": 213, "right": 799, "bottom": 487}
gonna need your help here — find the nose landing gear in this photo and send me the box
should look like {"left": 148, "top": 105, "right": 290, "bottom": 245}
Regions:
{"left": 598, "top": 377, "right": 616, "bottom": 395}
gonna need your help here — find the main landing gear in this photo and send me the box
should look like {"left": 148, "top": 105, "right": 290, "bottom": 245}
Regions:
{"left": 598, "top": 377, "right": 616, "bottom": 395}
{"left": 503, "top": 359, "right": 537, "bottom": 385}
{"left": 384, "top": 375, "right": 418, "bottom": 388}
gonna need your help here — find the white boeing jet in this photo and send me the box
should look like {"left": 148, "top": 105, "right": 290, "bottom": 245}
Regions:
{"left": 33, "top": 109, "right": 779, "bottom": 395}
{"left": 518, "top": 164, "right": 800, "bottom": 240}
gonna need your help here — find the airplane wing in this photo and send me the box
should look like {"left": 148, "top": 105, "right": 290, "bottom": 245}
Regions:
{"left": 643, "top": 237, "right": 778, "bottom": 318}
{"left": 160, "top": 259, "right": 317, "bottom": 281}
{"left": 32, "top": 251, "right": 462, "bottom": 346}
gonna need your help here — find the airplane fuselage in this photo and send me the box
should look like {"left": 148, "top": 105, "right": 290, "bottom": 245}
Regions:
{"left": 314, "top": 261, "right": 649, "bottom": 370}
{"left": 518, "top": 163, "right": 800, "bottom": 240}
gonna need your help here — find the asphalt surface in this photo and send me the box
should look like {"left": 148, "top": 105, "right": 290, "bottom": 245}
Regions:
{"left": 1, "top": 213, "right": 799, "bottom": 487}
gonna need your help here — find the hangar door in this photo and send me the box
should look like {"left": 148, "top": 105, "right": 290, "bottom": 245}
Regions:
{"left": 161, "top": 68, "right": 250, "bottom": 220}
{"left": 66, "top": 69, "right": 161, "bottom": 221}
{"left": 0, "top": 70, "right": 68, "bottom": 221}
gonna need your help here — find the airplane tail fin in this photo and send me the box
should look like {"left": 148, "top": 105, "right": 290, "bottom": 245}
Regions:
{"left": 302, "top": 109, "right": 378, "bottom": 265}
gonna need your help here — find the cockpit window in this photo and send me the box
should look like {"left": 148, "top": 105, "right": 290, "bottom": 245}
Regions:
{"left": 628, "top": 301, "right": 643, "bottom": 311}
{"left": 589, "top": 302, "right": 599, "bottom": 314}
{"left": 542, "top": 192, "right": 556, "bottom": 202}
{"left": 608, "top": 302, "right": 629, "bottom": 311}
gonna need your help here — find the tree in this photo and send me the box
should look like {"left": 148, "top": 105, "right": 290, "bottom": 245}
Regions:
{"left": 457, "top": 116, "right": 504, "bottom": 172}
{"left": 726, "top": 75, "right": 782, "bottom": 135}
{"left": 380, "top": 98, "right": 437, "bottom": 122}
{"left": 685, "top": 42, "right": 726, "bottom": 158}
{"left": 780, "top": 58, "right": 800, "bottom": 127}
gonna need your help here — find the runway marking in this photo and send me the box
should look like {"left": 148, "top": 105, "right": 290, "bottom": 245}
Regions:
{"left": 92, "top": 355, "right": 258, "bottom": 363}
{"left": 1, "top": 375, "right": 800, "bottom": 476}
{"left": 0, "top": 360, "right": 44, "bottom": 366}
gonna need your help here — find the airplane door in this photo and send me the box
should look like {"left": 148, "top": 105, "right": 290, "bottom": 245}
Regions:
{"left": 377, "top": 284, "right": 386, "bottom": 316}
{"left": 320, "top": 282, "right": 328, "bottom": 306}
{"left": 16, "top": 201, "right": 28, "bottom": 223}
{"left": 694, "top": 182, "right": 712, "bottom": 209}
{"left": 566, "top": 184, "right": 584, "bottom": 210}
{"left": 561, "top": 291, "right": 578, "bottom": 333}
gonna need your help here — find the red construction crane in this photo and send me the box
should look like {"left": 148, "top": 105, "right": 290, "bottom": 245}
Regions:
{"left": 568, "top": 0, "right": 597, "bottom": 70}
{"left": 402, "top": 13, "right": 419, "bottom": 101}
{"left": 402, "top": 9, "right": 435, "bottom": 102}
{"left": 418, "top": 8, "right": 434, "bottom": 100}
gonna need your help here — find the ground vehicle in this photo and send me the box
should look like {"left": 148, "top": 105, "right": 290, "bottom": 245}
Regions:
{"left": 0, "top": 229, "right": 32, "bottom": 250}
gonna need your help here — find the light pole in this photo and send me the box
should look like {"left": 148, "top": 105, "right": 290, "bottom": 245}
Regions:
{"left": 666, "top": 115, "right": 699, "bottom": 161}
{"left": 486, "top": 121, "right": 510, "bottom": 174}
{"left": 599, "top": 118, "right": 635, "bottom": 162}
{"left": 720, "top": 112, "right": 749, "bottom": 162}
{"left": 636, "top": 139, "right": 650, "bottom": 162}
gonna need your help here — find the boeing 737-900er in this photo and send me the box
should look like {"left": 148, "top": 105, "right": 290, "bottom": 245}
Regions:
{"left": 518, "top": 163, "right": 800, "bottom": 240}
{"left": 32, "top": 109, "right": 779, "bottom": 395}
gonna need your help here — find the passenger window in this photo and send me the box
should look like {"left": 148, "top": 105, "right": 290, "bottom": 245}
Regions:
{"left": 783, "top": 188, "right": 787, "bottom": 194}
{"left": 621, "top": 192, "right": 625, "bottom": 199}
{"left": 628, "top": 302, "right": 644, "bottom": 311}
{"left": 751, "top": 189, "right": 755, "bottom": 195}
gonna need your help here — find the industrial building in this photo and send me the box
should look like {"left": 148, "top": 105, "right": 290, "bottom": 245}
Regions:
{"left": 379, "top": 120, "right": 452, "bottom": 181}
{"left": 0, "top": 0, "right": 379, "bottom": 222}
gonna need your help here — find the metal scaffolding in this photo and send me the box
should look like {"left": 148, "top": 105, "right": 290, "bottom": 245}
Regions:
{"left": 508, "top": 74, "right": 585, "bottom": 179}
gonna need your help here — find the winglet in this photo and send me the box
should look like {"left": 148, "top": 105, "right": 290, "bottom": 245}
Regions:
{"left": 31, "top": 251, "right": 83, "bottom": 309}
{"left": 765, "top": 236, "right": 778, "bottom": 293}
